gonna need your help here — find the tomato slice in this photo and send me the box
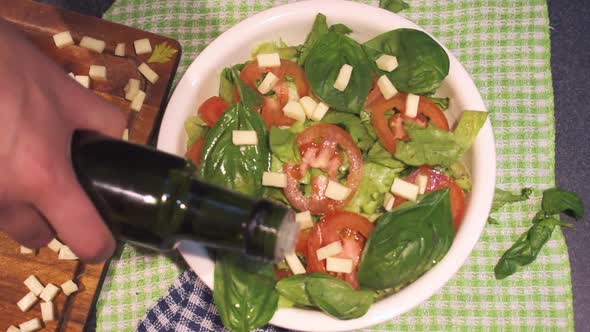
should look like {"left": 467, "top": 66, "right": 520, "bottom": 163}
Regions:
{"left": 185, "top": 137, "right": 205, "bottom": 167}
{"left": 283, "top": 123, "right": 363, "bottom": 215}
{"left": 197, "top": 96, "right": 229, "bottom": 126}
{"left": 295, "top": 229, "right": 311, "bottom": 257}
{"left": 306, "top": 212, "right": 374, "bottom": 289}
{"left": 393, "top": 166, "right": 465, "bottom": 231}
{"left": 369, "top": 92, "right": 449, "bottom": 153}
{"left": 240, "top": 59, "right": 310, "bottom": 128}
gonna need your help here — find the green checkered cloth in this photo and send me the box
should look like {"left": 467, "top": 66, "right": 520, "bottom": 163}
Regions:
{"left": 97, "top": 0, "right": 573, "bottom": 330}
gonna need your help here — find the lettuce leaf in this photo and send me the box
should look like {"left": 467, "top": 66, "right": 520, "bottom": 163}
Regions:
{"left": 251, "top": 39, "right": 299, "bottom": 62}
{"left": 346, "top": 162, "right": 401, "bottom": 214}
{"left": 269, "top": 127, "right": 301, "bottom": 164}
{"left": 184, "top": 115, "right": 208, "bottom": 149}
{"left": 321, "top": 111, "right": 376, "bottom": 151}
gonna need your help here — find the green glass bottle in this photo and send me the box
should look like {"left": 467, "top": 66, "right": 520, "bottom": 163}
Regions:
{"left": 70, "top": 130, "right": 297, "bottom": 262}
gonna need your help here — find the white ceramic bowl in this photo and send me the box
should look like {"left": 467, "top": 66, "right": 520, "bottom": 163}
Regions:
{"left": 157, "top": 1, "right": 496, "bottom": 331}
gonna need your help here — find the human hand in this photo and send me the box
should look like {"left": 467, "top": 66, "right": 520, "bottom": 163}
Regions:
{"left": 0, "top": 20, "right": 126, "bottom": 263}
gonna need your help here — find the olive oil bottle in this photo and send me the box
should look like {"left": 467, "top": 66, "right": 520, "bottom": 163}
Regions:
{"left": 70, "top": 130, "right": 297, "bottom": 262}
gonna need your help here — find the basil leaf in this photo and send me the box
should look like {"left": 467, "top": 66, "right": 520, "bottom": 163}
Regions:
{"left": 541, "top": 187, "right": 585, "bottom": 219}
{"left": 214, "top": 253, "right": 278, "bottom": 332}
{"left": 364, "top": 29, "right": 449, "bottom": 94}
{"left": 219, "top": 67, "right": 236, "bottom": 104}
{"left": 306, "top": 275, "right": 375, "bottom": 320}
{"left": 453, "top": 111, "right": 488, "bottom": 153}
{"left": 184, "top": 115, "right": 208, "bottom": 149}
{"left": 328, "top": 23, "right": 353, "bottom": 35}
{"left": 305, "top": 32, "right": 373, "bottom": 114}
{"left": 200, "top": 103, "right": 270, "bottom": 197}
{"left": 251, "top": 39, "right": 299, "bottom": 62}
{"left": 321, "top": 111, "right": 376, "bottom": 151}
{"left": 346, "top": 162, "right": 402, "bottom": 215}
{"left": 395, "top": 122, "right": 461, "bottom": 166}
{"left": 491, "top": 187, "right": 533, "bottom": 212}
{"left": 358, "top": 189, "right": 454, "bottom": 290}
{"left": 379, "top": 0, "right": 410, "bottom": 13}
{"left": 366, "top": 143, "right": 406, "bottom": 169}
{"left": 494, "top": 217, "right": 558, "bottom": 280}
{"left": 276, "top": 273, "right": 374, "bottom": 319}
{"left": 269, "top": 126, "right": 300, "bottom": 163}
{"left": 427, "top": 96, "right": 450, "bottom": 110}
{"left": 231, "top": 67, "right": 263, "bottom": 109}
{"left": 298, "top": 13, "right": 329, "bottom": 66}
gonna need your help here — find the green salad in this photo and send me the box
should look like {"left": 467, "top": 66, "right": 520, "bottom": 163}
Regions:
{"left": 183, "top": 13, "right": 487, "bottom": 332}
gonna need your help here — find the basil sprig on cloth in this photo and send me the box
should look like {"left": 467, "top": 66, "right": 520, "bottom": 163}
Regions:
{"left": 495, "top": 188, "right": 584, "bottom": 279}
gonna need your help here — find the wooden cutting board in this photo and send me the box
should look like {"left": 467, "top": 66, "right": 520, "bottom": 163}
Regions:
{"left": 0, "top": 0, "right": 181, "bottom": 330}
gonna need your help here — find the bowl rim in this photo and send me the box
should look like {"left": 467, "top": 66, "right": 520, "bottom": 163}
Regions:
{"left": 158, "top": 1, "right": 496, "bottom": 331}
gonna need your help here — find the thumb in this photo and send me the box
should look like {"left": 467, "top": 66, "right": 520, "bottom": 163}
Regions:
{"left": 35, "top": 159, "right": 115, "bottom": 263}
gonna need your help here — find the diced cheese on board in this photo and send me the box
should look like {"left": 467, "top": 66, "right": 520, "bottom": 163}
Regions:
{"left": 47, "top": 238, "right": 63, "bottom": 253}
{"left": 39, "top": 283, "right": 60, "bottom": 302}
{"left": 74, "top": 75, "right": 89, "bottom": 88}
{"left": 58, "top": 246, "right": 78, "bottom": 260}
{"left": 130, "top": 90, "right": 146, "bottom": 112}
{"left": 138, "top": 63, "right": 159, "bottom": 84}
{"left": 61, "top": 280, "right": 79, "bottom": 296}
{"left": 24, "top": 275, "right": 44, "bottom": 296}
{"left": 89, "top": 65, "right": 107, "bottom": 80}
{"left": 19, "top": 318, "right": 42, "bottom": 332}
{"left": 52, "top": 31, "right": 74, "bottom": 48}
{"left": 124, "top": 78, "right": 141, "bottom": 101}
{"left": 79, "top": 36, "right": 105, "bottom": 53}
{"left": 114, "top": 42, "right": 126, "bottom": 56}
{"left": 134, "top": 38, "right": 152, "bottom": 55}
{"left": 16, "top": 292, "right": 38, "bottom": 312}
{"left": 41, "top": 302, "right": 56, "bottom": 322}
{"left": 20, "top": 246, "right": 35, "bottom": 254}
{"left": 6, "top": 325, "right": 20, "bottom": 332}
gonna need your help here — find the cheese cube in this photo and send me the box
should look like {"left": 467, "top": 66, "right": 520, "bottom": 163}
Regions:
{"left": 61, "top": 280, "right": 79, "bottom": 296}
{"left": 325, "top": 180, "right": 351, "bottom": 201}
{"left": 257, "top": 72, "right": 279, "bottom": 94}
{"left": 333, "top": 64, "right": 353, "bottom": 91}
{"left": 391, "top": 178, "right": 419, "bottom": 202}
{"left": 287, "top": 85, "right": 299, "bottom": 101}
{"left": 299, "top": 96, "right": 317, "bottom": 118}
{"left": 130, "top": 90, "right": 146, "bottom": 112}
{"left": 383, "top": 192, "right": 395, "bottom": 211}
{"left": 79, "top": 36, "right": 106, "bottom": 53}
{"left": 256, "top": 53, "right": 281, "bottom": 68}
{"left": 41, "top": 302, "right": 56, "bottom": 322}
{"left": 232, "top": 130, "right": 258, "bottom": 145}
{"left": 52, "top": 31, "right": 74, "bottom": 48}
{"left": 310, "top": 102, "right": 329, "bottom": 121}
{"left": 68, "top": 72, "right": 75, "bottom": 78}
{"left": 114, "top": 42, "right": 126, "bottom": 56}
{"left": 284, "top": 252, "right": 306, "bottom": 275}
{"left": 316, "top": 241, "right": 342, "bottom": 260}
{"left": 89, "top": 65, "right": 107, "bottom": 80}
{"left": 17, "top": 292, "right": 38, "bottom": 312}
{"left": 58, "top": 246, "right": 78, "bottom": 260}
{"left": 138, "top": 63, "right": 159, "bottom": 84}
{"left": 20, "top": 246, "right": 35, "bottom": 254}
{"left": 405, "top": 94, "right": 420, "bottom": 118}
{"left": 282, "top": 101, "right": 306, "bottom": 122}
{"left": 74, "top": 75, "right": 90, "bottom": 88}
{"left": 6, "top": 325, "right": 20, "bottom": 332}
{"left": 39, "top": 283, "right": 60, "bottom": 302}
{"left": 47, "top": 238, "right": 63, "bottom": 253}
{"left": 262, "top": 172, "right": 287, "bottom": 188}
{"left": 417, "top": 175, "right": 428, "bottom": 195}
{"left": 134, "top": 38, "right": 152, "bottom": 55}
{"left": 124, "top": 78, "right": 141, "bottom": 101}
{"left": 24, "top": 275, "right": 44, "bottom": 296}
{"left": 377, "top": 75, "right": 398, "bottom": 100}
{"left": 122, "top": 129, "right": 129, "bottom": 141}
{"left": 295, "top": 211, "right": 314, "bottom": 230}
{"left": 326, "top": 257, "right": 353, "bottom": 273}
{"left": 375, "top": 54, "right": 399, "bottom": 72}
{"left": 19, "top": 318, "right": 42, "bottom": 332}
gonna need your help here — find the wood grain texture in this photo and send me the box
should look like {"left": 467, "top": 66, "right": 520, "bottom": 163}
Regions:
{"left": 0, "top": 0, "right": 181, "bottom": 330}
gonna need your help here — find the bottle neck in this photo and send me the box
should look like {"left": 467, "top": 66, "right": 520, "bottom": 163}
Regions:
{"left": 71, "top": 130, "right": 297, "bottom": 261}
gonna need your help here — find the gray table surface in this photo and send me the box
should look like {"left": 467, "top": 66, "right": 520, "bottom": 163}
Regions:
{"left": 33, "top": 0, "right": 590, "bottom": 330}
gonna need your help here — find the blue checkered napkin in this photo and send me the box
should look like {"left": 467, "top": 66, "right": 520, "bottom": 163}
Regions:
{"left": 136, "top": 269, "right": 287, "bottom": 332}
